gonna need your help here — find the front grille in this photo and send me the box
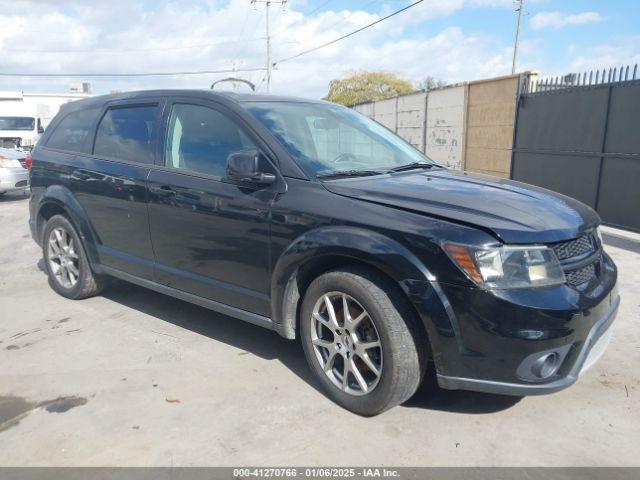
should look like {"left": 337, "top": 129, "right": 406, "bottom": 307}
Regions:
{"left": 566, "top": 264, "right": 596, "bottom": 287}
{"left": 550, "top": 233, "right": 599, "bottom": 287}
{"left": 551, "top": 235, "right": 595, "bottom": 260}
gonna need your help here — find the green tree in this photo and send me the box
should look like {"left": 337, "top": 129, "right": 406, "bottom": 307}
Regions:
{"left": 326, "top": 71, "right": 416, "bottom": 106}
{"left": 417, "top": 76, "right": 446, "bottom": 92}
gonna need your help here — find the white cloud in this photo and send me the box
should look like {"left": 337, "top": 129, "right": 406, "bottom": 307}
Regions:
{"left": 0, "top": 0, "right": 616, "bottom": 100}
{"left": 530, "top": 11, "right": 603, "bottom": 30}
{"left": 566, "top": 36, "right": 640, "bottom": 73}
{"left": 0, "top": 0, "right": 519, "bottom": 98}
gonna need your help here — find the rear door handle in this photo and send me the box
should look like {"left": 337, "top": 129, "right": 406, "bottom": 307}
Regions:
{"left": 150, "top": 185, "right": 176, "bottom": 197}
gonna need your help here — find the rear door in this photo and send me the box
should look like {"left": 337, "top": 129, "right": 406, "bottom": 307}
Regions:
{"left": 147, "top": 99, "right": 279, "bottom": 316}
{"left": 74, "top": 99, "right": 163, "bottom": 279}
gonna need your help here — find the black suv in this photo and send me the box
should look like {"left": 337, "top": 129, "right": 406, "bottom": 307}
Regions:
{"left": 28, "top": 90, "right": 619, "bottom": 416}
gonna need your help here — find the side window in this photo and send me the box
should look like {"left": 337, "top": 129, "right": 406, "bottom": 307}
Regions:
{"left": 93, "top": 105, "right": 158, "bottom": 164}
{"left": 165, "top": 104, "right": 256, "bottom": 178}
{"left": 46, "top": 108, "right": 98, "bottom": 153}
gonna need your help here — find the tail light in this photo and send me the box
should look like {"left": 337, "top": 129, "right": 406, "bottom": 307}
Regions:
{"left": 25, "top": 153, "right": 33, "bottom": 170}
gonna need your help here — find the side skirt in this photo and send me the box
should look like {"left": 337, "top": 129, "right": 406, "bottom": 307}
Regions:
{"left": 101, "top": 266, "right": 275, "bottom": 331}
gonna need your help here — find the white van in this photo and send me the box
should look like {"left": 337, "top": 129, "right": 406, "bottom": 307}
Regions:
{"left": 0, "top": 101, "right": 51, "bottom": 150}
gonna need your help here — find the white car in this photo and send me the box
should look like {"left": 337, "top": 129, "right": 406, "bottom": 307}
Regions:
{"left": 0, "top": 147, "right": 29, "bottom": 196}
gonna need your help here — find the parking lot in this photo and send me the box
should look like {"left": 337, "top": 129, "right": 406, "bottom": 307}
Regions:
{"left": 0, "top": 191, "right": 638, "bottom": 466}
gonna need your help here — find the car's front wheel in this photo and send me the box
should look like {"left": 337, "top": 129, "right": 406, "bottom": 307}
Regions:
{"left": 300, "top": 267, "right": 426, "bottom": 416}
{"left": 42, "top": 214, "right": 105, "bottom": 300}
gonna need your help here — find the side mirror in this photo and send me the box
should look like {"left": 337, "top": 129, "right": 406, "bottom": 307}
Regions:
{"left": 227, "top": 149, "right": 276, "bottom": 185}
{"left": 37, "top": 119, "right": 44, "bottom": 134}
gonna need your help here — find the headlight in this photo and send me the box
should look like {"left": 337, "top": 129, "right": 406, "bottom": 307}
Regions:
{"left": 443, "top": 243, "right": 566, "bottom": 289}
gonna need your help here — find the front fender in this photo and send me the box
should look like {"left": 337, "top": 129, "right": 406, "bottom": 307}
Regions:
{"left": 270, "top": 226, "right": 442, "bottom": 339}
{"left": 34, "top": 185, "right": 101, "bottom": 270}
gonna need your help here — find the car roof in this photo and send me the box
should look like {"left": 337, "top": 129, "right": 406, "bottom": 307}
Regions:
{"left": 59, "top": 89, "right": 330, "bottom": 113}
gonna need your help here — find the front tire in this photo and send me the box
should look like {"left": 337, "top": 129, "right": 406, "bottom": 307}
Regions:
{"left": 300, "top": 267, "right": 426, "bottom": 416}
{"left": 42, "top": 214, "right": 105, "bottom": 300}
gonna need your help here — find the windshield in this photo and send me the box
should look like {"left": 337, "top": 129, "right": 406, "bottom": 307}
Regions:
{"left": 0, "top": 116, "right": 35, "bottom": 131}
{"left": 244, "top": 101, "right": 436, "bottom": 177}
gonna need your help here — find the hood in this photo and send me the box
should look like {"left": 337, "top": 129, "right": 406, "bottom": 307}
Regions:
{"left": 322, "top": 169, "right": 600, "bottom": 244}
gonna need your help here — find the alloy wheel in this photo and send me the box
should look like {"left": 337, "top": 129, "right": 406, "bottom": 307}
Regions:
{"left": 47, "top": 227, "right": 80, "bottom": 289}
{"left": 310, "top": 292, "right": 383, "bottom": 396}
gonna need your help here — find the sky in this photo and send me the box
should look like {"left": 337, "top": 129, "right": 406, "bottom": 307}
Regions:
{"left": 0, "top": 0, "right": 638, "bottom": 99}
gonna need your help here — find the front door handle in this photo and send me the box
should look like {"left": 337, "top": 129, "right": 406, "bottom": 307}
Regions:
{"left": 150, "top": 185, "right": 176, "bottom": 197}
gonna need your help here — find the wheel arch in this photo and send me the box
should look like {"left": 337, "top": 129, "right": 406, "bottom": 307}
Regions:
{"left": 35, "top": 185, "right": 101, "bottom": 269}
{"left": 270, "top": 226, "right": 437, "bottom": 342}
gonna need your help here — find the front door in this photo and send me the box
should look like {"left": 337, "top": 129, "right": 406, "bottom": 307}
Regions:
{"left": 147, "top": 101, "right": 278, "bottom": 316}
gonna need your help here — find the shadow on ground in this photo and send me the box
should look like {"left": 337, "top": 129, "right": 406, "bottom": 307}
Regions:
{"left": 0, "top": 191, "right": 29, "bottom": 203}
{"left": 403, "top": 369, "right": 522, "bottom": 413}
{"left": 102, "top": 281, "right": 521, "bottom": 415}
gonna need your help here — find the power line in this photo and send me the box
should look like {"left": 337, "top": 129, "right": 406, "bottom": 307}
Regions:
{"left": 252, "top": 0, "right": 288, "bottom": 93}
{"left": 7, "top": 37, "right": 266, "bottom": 54}
{"left": 255, "top": 71, "right": 269, "bottom": 92}
{"left": 307, "top": 0, "right": 336, "bottom": 17}
{"left": 306, "top": 0, "right": 382, "bottom": 39}
{"left": 0, "top": 67, "right": 266, "bottom": 78}
{"left": 231, "top": 4, "right": 259, "bottom": 59}
{"left": 274, "top": 0, "right": 424, "bottom": 65}
{"left": 271, "top": 0, "right": 379, "bottom": 41}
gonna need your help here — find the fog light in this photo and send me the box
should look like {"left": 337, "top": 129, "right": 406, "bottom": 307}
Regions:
{"left": 531, "top": 352, "right": 561, "bottom": 379}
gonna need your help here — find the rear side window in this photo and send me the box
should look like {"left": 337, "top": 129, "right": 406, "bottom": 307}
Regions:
{"left": 93, "top": 105, "right": 158, "bottom": 164}
{"left": 46, "top": 108, "right": 98, "bottom": 153}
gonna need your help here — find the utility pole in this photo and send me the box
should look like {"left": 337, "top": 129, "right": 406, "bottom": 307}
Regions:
{"left": 511, "top": 0, "right": 524, "bottom": 74}
{"left": 251, "top": 0, "right": 286, "bottom": 92}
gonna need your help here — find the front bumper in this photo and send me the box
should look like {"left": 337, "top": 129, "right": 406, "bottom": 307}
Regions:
{"left": 0, "top": 166, "right": 29, "bottom": 193}
{"left": 411, "top": 250, "right": 619, "bottom": 396}
{"left": 437, "top": 292, "right": 619, "bottom": 395}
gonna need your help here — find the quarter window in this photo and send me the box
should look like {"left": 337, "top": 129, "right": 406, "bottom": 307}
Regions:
{"left": 165, "top": 104, "right": 256, "bottom": 178}
{"left": 46, "top": 108, "right": 99, "bottom": 153}
{"left": 93, "top": 106, "right": 158, "bottom": 164}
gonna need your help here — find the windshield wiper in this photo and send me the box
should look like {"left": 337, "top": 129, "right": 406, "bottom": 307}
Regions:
{"left": 388, "top": 162, "right": 440, "bottom": 173}
{"left": 316, "top": 169, "right": 383, "bottom": 179}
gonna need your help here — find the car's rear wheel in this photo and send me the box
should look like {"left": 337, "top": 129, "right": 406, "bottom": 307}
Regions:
{"left": 43, "top": 214, "right": 105, "bottom": 299}
{"left": 300, "top": 267, "right": 426, "bottom": 416}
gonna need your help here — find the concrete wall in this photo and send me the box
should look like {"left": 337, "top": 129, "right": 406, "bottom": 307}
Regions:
{"left": 350, "top": 72, "right": 529, "bottom": 176}
{"left": 353, "top": 102, "right": 374, "bottom": 117}
{"left": 373, "top": 97, "right": 397, "bottom": 131}
{"left": 464, "top": 75, "right": 520, "bottom": 178}
{"left": 425, "top": 86, "right": 466, "bottom": 170}
{"left": 397, "top": 92, "right": 426, "bottom": 151}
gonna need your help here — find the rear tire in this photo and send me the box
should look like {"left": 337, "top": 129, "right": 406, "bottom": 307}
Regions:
{"left": 300, "top": 266, "right": 426, "bottom": 416}
{"left": 42, "top": 214, "right": 106, "bottom": 300}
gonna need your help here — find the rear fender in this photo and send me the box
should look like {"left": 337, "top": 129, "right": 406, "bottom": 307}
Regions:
{"left": 35, "top": 185, "right": 101, "bottom": 271}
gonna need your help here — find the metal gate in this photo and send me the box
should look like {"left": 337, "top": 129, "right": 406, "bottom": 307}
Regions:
{"left": 511, "top": 66, "right": 640, "bottom": 232}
